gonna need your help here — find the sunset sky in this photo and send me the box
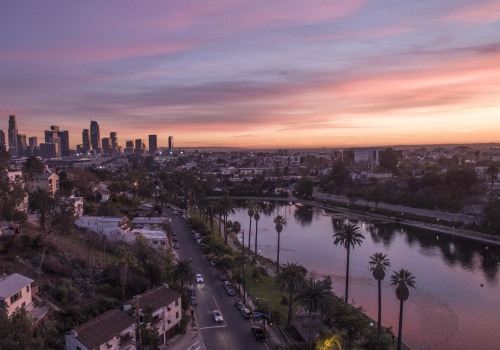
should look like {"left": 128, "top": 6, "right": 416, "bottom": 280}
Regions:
{"left": 1, "top": 1, "right": 499, "bottom": 149}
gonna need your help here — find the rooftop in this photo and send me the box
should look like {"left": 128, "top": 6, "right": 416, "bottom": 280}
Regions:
{"left": 0, "top": 273, "right": 33, "bottom": 299}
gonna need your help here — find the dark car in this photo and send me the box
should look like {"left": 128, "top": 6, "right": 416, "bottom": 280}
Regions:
{"left": 190, "top": 296, "right": 198, "bottom": 306}
{"left": 251, "top": 326, "right": 265, "bottom": 342}
{"left": 226, "top": 288, "right": 236, "bottom": 296}
{"left": 173, "top": 243, "right": 180, "bottom": 249}
{"left": 234, "top": 301, "right": 244, "bottom": 310}
{"left": 218, "top": 273, "right": 227, "bottom": 281}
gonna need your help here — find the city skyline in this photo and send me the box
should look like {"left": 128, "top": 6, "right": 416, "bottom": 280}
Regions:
{"left": 1, "top": 1, "right": 499, "bottom": 149}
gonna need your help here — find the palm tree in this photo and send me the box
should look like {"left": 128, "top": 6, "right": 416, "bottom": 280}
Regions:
{"left": 369, "top": 252, "right": 391, "bottom": 339}
{"left": 275, "top": 262, "right": 307, "bottom": 327}
{"left": 253, "top": 210, "right": 261, "bottom": 260}
{"left": 247, "top": 204, "right": 255, "bottom": 250}
{"left": 333, "top": 223, "right": 365, "bottom": 303}
{"left": 171, "top": 259, "right": 195, "bottom": 288}
{"left": 116, "top": 246, "right": 138, "bottom": 300}
{"left": 274, "top": 215, "right": 287, "bottom": 274}
{"left": 295, "top": 276, "right": 334, "bottom": 350}
{"left": 391, "top": 269, "right": 416, "bottom": 350}
{"left": 219, "top": 195, "right": 234, "bottom": 244}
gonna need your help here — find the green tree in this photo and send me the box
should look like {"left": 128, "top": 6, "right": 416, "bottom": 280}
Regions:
{"left": 391, "top": 269, "right": 416, "bottom": 350}
{"left": 0, "top": 309, "right": 44, "bottom": 349}
{"left": 369, "top": 252, "right": 391, "bottom": 339}
{"left": 247, "top": 203, "right": 256, "bottom": 250}
{"left": 275, "top": 262, "right": 307, "bottom": 327}
{"left": 171, "top": 258, "right": 194, "bottom": 288}
{"left": 274, "top": 215, "right": 286, "bottom": 274}
{"left": 294, "top": 177, "right": 314, "bottom": 199}
{"left": 28, "top": 188, "right": 56, "bottom": 233}
{"left": 295, "top": 276, "right": 334, "bottom": 350}
{"left": 22, "top": 156, "right": 44, "bottom": 180}
{"left": 333, "top": 223, "right": 365, "bottom": 303}
{"left": 486, "top": 165, "right": 498, "bottom": 202}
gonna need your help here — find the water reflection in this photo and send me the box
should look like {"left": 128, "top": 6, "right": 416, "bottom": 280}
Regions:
{"left": 229, "top": 202, "right": 500, "bottom": 349}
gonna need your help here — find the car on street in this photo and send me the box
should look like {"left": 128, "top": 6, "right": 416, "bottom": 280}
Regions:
{"left": 172, "top": 236, "right": 178, "bottom": 242}
{"left": 188, "top": 288, "right": 196, "bottom": 297}
{"left": 190, "top": 296, "right": 198, "bottom": 306}
{"left": 213, "top": 310, "right": 223, "bottom": 322}
{"left": 225, "top": 287, "right": 236, "bottom": 296}
{"left": 218, "top": 273, "right": 226, "bottom": 281}
{"left": 173, "top": 243, "right": 180, "bottom": 249}
{"left": 196, "top": 274, "right": 204, "bottom": 283}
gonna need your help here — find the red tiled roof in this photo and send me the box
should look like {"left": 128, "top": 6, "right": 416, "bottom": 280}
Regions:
{"left": 128, "top": 285, "right": 181, "bottom": 310}
{"left": 75, "top": 309, "right": 134, "bottom": 349}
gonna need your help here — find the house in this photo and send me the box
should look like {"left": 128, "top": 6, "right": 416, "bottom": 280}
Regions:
{"left": 124, "top": 284, "right": 182, "bottom": 347}
{"left": 130, "top": 229, "right": 167, "bottom": 248}
{"left": 27, "top": 166, "right": 59, "bottom": 195}
{"left": 131, "top": 217, "right": 166, "bottom": 230}
{"left": 75, "top": 216, "right": 132, "bottom": 242}
{"left": 0, "top": 273, "right": 34, "bottom": 317}
{"left": 65, "top": 308, "right": 136, "bottom": 350}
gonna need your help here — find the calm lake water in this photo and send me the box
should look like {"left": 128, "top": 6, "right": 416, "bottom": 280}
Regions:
{"left": 229, "top": 202, "right": 500, "bottom": 350}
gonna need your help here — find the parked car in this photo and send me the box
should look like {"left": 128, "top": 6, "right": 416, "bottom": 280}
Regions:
{"left": 234, "top": 301, "right": 244, "bottom": 311}
{"left": 225, "top": 288, "right": 236, "bottom": 296}
{"left": 218, "top": 273, "right": 227, "bottom": 281}
{"left": 188, "top": 288, "right": 196, "bottom": 297}
{"left": 173, "top": 243, "right": 180, "bottom": 249}
{"left": 190, "top": 297, "right": 198, "bottom": 306}
{"left": 196, "top": 274, "right": 204, "bottom": 283}
{"left": 251, "top": 326, "right": 265, "bottom": 342}
{"left": 213, "top": 310, "right": 223, "bottom": 322}
{"left": 240, "top": 307, "right": 251, "bottom": 319}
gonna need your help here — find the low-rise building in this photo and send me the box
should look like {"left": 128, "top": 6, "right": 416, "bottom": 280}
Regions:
{"left": 27, "top": 166, "right": 59, "bottom": 195}
{"left": 75, "top": 216, "right": 133, "bottom": 242}
{"left": 65, "top": 308, "right": 136, "bottom": 350}
{"left": 0, "top": 273, "right": 34, "bottom": 317}
{"left": 124, "top": 284, "right": 182, "bottom": 347}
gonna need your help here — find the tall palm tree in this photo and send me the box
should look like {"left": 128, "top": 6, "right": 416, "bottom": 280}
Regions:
{"left": 253, "top": 210, "right": 261, "bottom": 260}
{"left": 391, "top": 269, "right": 416, "bottom": 350}
{"left": 274, "top": 215, "right": 287, "bottom": 274}
{"left": 333, "top": 223, "right": 365, "bottom": 303}
{"left": 247, "top": 204, "right": 255, "bottom": 251}
{"left": 219, "top": 195, "right": 234, "bottom": 244}
{"left": 171, "top": 259, "right": 195, "bottom": 289}
{"left": 295, "top": 276, "right": 334, "bottom": 350}
{"left": 369, "top": 252, "right": 391, "bottom": 339}
{"left": 116, "top": 246, "right": 138, "bottom": 300}
{"left": 275, "top": 262, "right": 307, "bottom": 327}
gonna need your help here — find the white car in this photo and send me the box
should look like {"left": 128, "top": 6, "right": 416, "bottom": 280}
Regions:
{"left": 213, "top": 310, "right": 223, "bottom": 322}
{"left": 196, "top": 274, "right": 204, "bottom": 283}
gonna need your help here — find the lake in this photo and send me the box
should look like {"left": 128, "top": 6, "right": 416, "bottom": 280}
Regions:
{"left": 229, "top": 202, "right": 500, "bottom": 350}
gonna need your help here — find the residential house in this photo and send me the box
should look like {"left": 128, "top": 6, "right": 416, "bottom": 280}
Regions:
{"left": 0, "top": 273, "right": 34, "bottom": 317}
{"left": 124, "top": 285, "right": 182, "bottom": 347}
{"left": 65, "top": 309, "right": 136, "bottom": 350}
{"left": 75, "top": 216, "right": 133, "bottom": 242}
{"left": 27, "top": 166, "right": 59, "bottom": 195}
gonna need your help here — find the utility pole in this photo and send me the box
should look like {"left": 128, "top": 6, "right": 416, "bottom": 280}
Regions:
{"left": 135, "top": 295, "right": 142, "bottom": 350}
{"left": 242, "top": 230, "right": 246, "bottom": 303}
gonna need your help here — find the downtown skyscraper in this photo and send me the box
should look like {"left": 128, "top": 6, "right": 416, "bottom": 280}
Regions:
{"left": 8, "top": 115, "right": 18, "bottom": 156}
{"left": 149, "top": 135, "right": 157, "bottom": 155}
{"left": 90, "top": 120, "right": 100, "bottom": 153}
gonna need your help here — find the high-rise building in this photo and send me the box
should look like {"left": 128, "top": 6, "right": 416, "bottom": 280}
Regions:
{"left": 134, "top": 139, "right": 143, "bottom": 155}
{"left": 57, "top": 130, "right": 70, "bottom": 157}
{"left": 168, "top": 136, "right": 173, "bottom": 152}
{"left": 44, "top": 125, "right": 59, "bottom": 143}
{"left": 110, "top": 132, "right": 118, "bottom": 148}
{"left": 8, "top": 115, "right": 18, "bottom": 156}
{"left": 28, "top": 137, "right": 37, "bottom": 147}
{"left": 0, "top": 130, "right": 5, "bottom": 151}
{"left": 148, "top": 135, "right": 158, "bottom": 155}
{"left": 82, "top": 129, "right": 90, "bottom": 154}
{"left": 90, "top": 121, "right": 101, "bottom": 152}
{"left": 16, "top": 134, "right": 27, "bottom": 157}
{"left": 39, "top": 143, "right": 59, "bottom": 159}
{"left": 102, "top": 138, "right": 110, "bottom": 155}
{"left": 124, "top": 140, "right": 134, "bottom": 155}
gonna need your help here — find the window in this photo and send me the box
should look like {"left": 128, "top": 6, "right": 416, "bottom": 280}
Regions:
{"left": 176, "top": 311, "right": 179, "bottom": 319}
{"left": 26, "top": 285, "right": 30, "bottom": 293}
{"left": 175, "top": 299, "right": 179, "bottom": 307}
{"left": 10, "top": 291, "right": 22, "bottom": 304}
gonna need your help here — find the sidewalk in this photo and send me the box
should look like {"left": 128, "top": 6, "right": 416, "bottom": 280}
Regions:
{"left": 160, "top": 327, "right": 206, "bottom": 350}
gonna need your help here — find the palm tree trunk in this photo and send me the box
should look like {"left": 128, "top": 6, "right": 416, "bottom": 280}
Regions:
{"left": 377, "top": 279, "right": 382, "bottom": 338}
{"left": 248, "top": 218, "right": 252, "bottom": 250}
{"left": 276, "top": 232, "right": 281, "bottom": 274}
{"left": 254, "top": 220, "right": 259, "bottom": 259}
{"left": 309, "top": 313, "right": 313, "bottom": 350}
{"left": 397, "top": 299, "right": 404, "bottom": 350}
{"left": 287, "top": 292, "right": 293, "bottom": 328}
{"left": 224, "top": 214, "right": 228, "bottom": 244}
{"left": 345, "top": 247, "right": 350, "bottom": 303}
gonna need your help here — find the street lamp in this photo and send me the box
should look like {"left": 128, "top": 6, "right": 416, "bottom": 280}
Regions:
{"left": 241, "top": 230, "right": 246, "bottom": 303}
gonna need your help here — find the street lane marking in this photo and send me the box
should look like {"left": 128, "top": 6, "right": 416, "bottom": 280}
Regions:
{"left": 198, "top": 325, "right": 227, "bottom": 330}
